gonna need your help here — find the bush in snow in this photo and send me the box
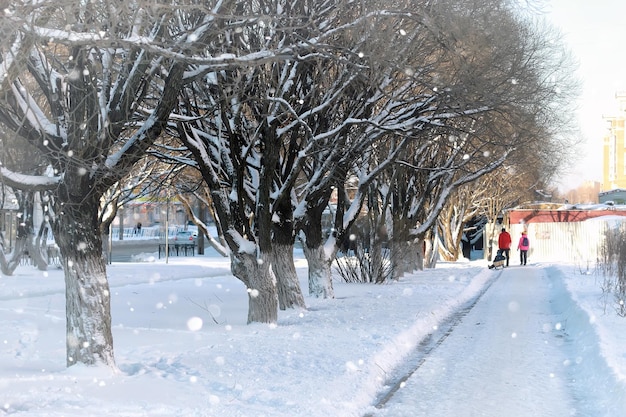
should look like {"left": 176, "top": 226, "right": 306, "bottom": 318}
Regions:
{"left": 334, "top": 234, "right": 392, "bottom": 284}
{"left": 598, "top": 223, "right": 626, "bottom": 316}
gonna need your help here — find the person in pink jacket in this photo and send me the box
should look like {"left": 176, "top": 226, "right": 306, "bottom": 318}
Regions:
{"left": 517, "top": 231, "right": 530, "bottom": 265}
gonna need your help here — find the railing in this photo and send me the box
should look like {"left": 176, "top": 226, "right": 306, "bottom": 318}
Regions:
{"left": 38, "top": 225, "right": 196, "bottom": 246}
{"left": 15, "top": 224, "right": 198, "bottom": 266}
{"left": 109, "top": 225, "right": 192, "bottom": 240}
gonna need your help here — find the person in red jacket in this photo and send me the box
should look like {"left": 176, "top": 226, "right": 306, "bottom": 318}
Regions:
{"left": 498, "top": 227, "right": 512, "bottom": 267}
{"left": 517, "top": 231, "right": 530, "bottom": 265}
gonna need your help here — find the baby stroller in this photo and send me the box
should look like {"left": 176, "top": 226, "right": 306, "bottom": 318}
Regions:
{"left": 488, "top": 250, "right": 506, "bottom": 269}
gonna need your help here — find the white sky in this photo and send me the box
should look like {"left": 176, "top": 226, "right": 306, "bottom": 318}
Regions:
{"left": 545, "top": 0, "right": 626, "bottom": 190}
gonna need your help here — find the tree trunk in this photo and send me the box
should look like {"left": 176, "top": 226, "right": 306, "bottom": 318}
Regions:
{"left": 26, "top": 238, "right": 47, "bottom": 271}
{"left": 391, "top": 238, "right": 411, "bottom": 278}
{"left": 390, "top": 214, "right": 415, "bottom": 278}
{"left": 364, "top": 195, "right": 389, "bottom": 283}
{"left": 271, "top": 197, "right": 305, "bottom": 310}
{"left": 231, "top": 251, "right": 278, "bottom": 324}
{"left": 0, "top": 237, "right": 26, "bottom": 275}
{"left": 390, "top": 235, "right": 424, "bottom": 276}
{"left": 30, "top": 218, "right": 52, "bottom": 271}
{"left": 423, "top": 235, "right": 437, "bottom": 268}
{"left": 55, "top": 216, "right": 115, "bottom": 368}
{"left": 271, "top": 243, "right": 306, "bottom": 310}
{"left": 486, "top": 222, "right": 499, "bottom": 261}
{"left": 369, "top": 237, "right": 385, "bottom": 283}
{"left": 414, "top": 237, "right": 425, "bottom": 270}
{"left": 436, "top": 206, "right": 463, "bottom": 262}
{"left": 411, "top": 240, "right": 422, "bottom": 270}
{"left": 389, "top": 236, "right": 402, "bottom": 279}
{"left": 53, "top": 197, "right": 116, "bottom": 368}
{"left": 302, "top": 243, "right": 334, "bottom": 298}
{"left": 300, "top": 202, "right": 336, "bottom": 298}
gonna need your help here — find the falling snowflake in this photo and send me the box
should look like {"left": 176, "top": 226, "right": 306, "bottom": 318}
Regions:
{"left": 186, "top": 316, "right": 203, "bottom": 332}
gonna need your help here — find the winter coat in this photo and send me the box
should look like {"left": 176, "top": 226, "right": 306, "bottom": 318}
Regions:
{"left": 518, "top": 233, "right": 530, "bottom": 251}
{"left": 498, "top": 231, "right": 512, "bottom": 249}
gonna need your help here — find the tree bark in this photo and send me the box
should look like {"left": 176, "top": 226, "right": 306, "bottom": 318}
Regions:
{"left": 0, "top": 237, "right": 25, "bottom": 275}
{"left": 423, "top": 234, "right": 436, "bottom": 269}
{"left": 30, "top": 218, "right": 52, "bottom": 271}
{"left": 369, "top": 237, "right": 385, "bottom": 283}
{"left": 272, "top": 243, "right": 306, "bottom": 310}
{"left": 53, "top": 195, "right": 116, "bottom": 368}
{"left": 302, "top": 243, "right": 334, "bottom": 298}
{"left": 365, "top": 204, "right": 388, "bottom": 283}
{"left": 391, "top": 237, "right": 409, "bottom": 278}
{"left": 271, "top": 198, "right": 306, "bottom": 309}
{"left": 231, "top": 251, "right": 279, "bottom": 324}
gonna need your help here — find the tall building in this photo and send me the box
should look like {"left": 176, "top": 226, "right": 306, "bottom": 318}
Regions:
{"left": 603, "top": 92, "right": 626, "bottom": 191}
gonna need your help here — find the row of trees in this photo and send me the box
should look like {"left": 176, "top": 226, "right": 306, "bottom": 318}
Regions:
{"left": 0, "top": 0, "right": 577, "bottom": 368}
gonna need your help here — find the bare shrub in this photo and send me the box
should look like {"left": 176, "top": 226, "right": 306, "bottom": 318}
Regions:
{"left": 334, "top": 237, "right": 392, "bottom": 284}
{"left": 598, "top": 223, "right": 626, "bottom": 316}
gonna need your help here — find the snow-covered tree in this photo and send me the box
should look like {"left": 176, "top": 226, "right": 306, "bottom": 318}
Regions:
{"left": 377, "top": 0, "right": 577, "bottom": 273}
{"left": 174, "top": 0, "right": 367, "bottom": 320}
{"left": 436, "top": 184, "right": 484, "bottom": 262}
{"left": 0, "top": 0, "right": 577, "bottom": 353}
{"left": 0, "top": 0, "right": 306, "bottom": 366}
{"left": 293, "top": 3, "right": 463, "bottom": 295}
{"left": 435, "top": 123, "right": 558, "bottom": 263}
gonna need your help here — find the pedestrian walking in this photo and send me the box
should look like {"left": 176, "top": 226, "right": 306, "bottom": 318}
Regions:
{"left": 498, "top": 227, "right": 512, "bottom": 267}
{"left": 518, "top": 231, "right": 530, "bottom": 265}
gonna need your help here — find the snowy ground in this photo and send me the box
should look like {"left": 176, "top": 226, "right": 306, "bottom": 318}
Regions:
{"left": 370, "top": 264, "right": 624, "bottom": 416}
{"left": 1, "top": 250, "right": 625, "bottom": 416}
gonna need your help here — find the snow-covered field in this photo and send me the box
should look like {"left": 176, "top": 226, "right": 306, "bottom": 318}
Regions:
{"left": 1, "top": 251, "right": 625, "bottom": 416}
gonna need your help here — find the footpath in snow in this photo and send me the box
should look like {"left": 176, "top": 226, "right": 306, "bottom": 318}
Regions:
{"left": 368, "top": 264, "right": 626, "bottom": 416}
{"left": 1, "top": 256, "right": 626, "bottom": 416}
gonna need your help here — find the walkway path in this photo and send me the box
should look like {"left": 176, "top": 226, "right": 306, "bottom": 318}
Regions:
{"left": 371, "top": 265, "right": 578, "bottom": 416}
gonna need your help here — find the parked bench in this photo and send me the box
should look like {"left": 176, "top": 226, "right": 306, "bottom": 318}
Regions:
{"left": 158, "top": 243, "right": 196, "bottom": 258}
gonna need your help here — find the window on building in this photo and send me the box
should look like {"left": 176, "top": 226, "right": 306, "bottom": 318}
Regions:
{"left": 609, "top": 135, "right": 616, "bottom": 180}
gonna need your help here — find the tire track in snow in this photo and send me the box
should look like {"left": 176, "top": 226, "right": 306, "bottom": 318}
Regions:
{"left": 365, "top": 268, "right": 501, "bottom": 413}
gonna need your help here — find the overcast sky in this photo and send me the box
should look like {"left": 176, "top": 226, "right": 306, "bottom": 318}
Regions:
{"left": 544, "top": 0, "right": 626, "bottom": 190}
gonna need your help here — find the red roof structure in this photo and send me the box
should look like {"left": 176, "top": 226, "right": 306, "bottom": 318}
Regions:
{"left": 507, "top": 203, "right": 626, "bottom": 225}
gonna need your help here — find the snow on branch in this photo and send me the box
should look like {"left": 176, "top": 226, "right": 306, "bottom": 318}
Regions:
{"left": 24, "top": 22, "right": 302, "bottom": 73}
{"left": 452, "top": 150, "right": 512, "bottom": 187}
{"left": 104, "top": 115, "right": 158, "bottom": 170}
{"left": 0, "top": 167, "right": 61, "bottom": 191}
{"left": 0, "top": 34, "right": 22, "bottom": 88}
{"left": 11, "top": 82, "right": 65, "bottom": 140}
{"left": 29, "top": 26, "right": 110, "bottom": 44}
{"left": 305, "top": 9, "right": 417, "bottom": 46}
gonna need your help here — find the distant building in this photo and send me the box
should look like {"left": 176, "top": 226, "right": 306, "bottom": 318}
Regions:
{"left": 599, "top": 188, "right": 626, "bottom": 205}
{"left": 603, "top": 92, "right": 626, "bottom": 190}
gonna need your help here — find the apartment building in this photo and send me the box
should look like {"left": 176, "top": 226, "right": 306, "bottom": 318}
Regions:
{"left": 603, "top": 92, "right": 626, "bottom": 190}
